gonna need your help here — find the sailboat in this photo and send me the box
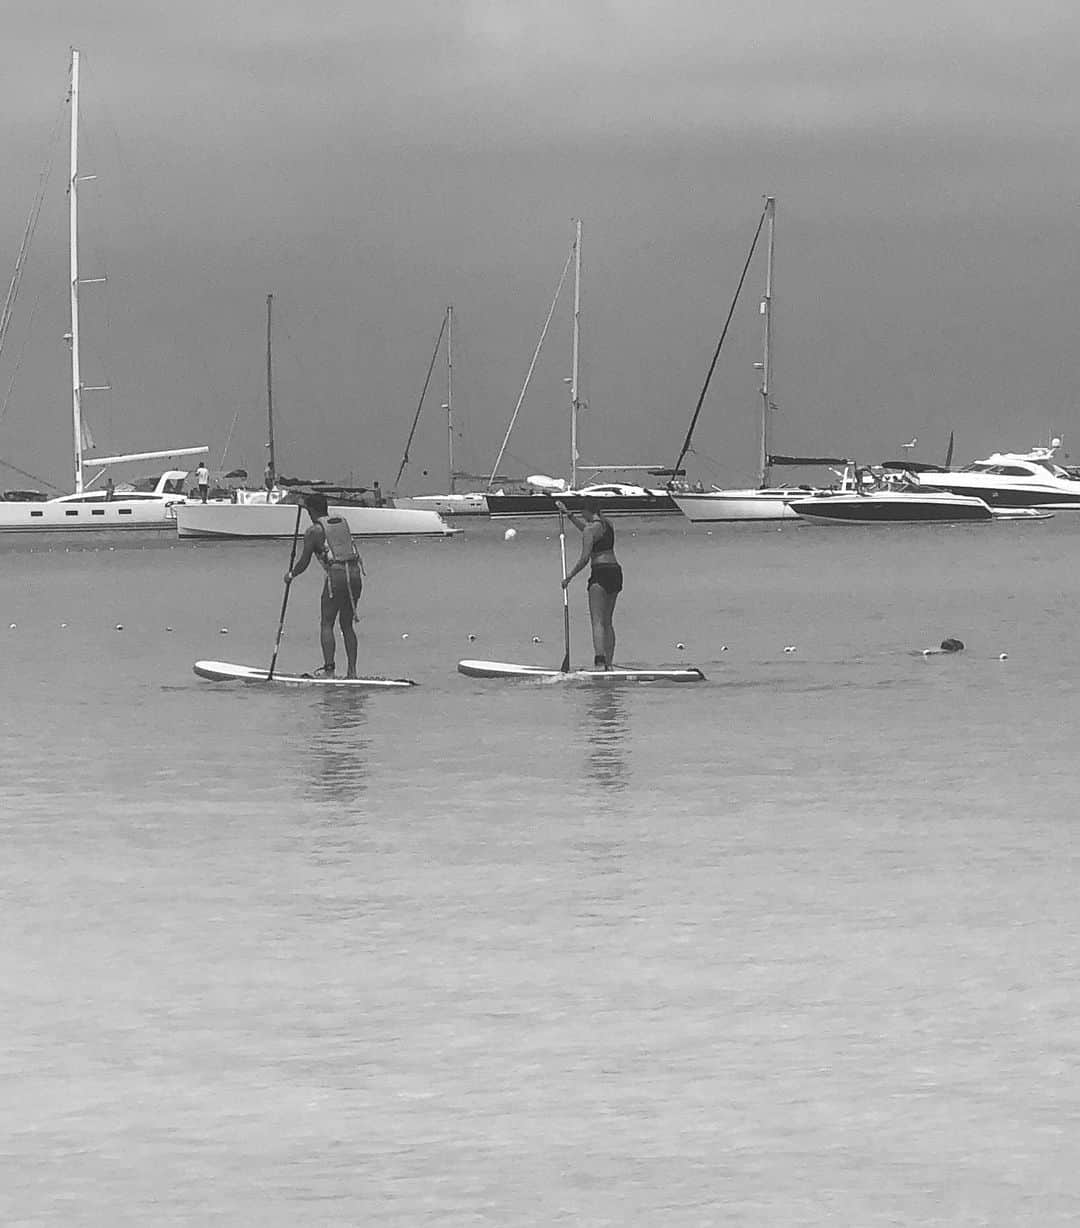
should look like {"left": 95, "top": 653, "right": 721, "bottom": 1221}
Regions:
{"left": 175, "top": 295, "right": 455, "bottom": 539}
{"left": 0, "top": 49, "right": 209, "bottom": 535}
{"left": 391, "top": 306, "right": 488, "bottom": 516}
{"left": 670, "top": 197, "right": 847, "bottom": 523}
{"left": 483, "top": 221, "right": 680, "bottom": 518}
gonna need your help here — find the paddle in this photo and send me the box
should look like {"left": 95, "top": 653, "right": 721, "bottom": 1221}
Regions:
{"left": 268, "top": 502, "right": 304, "bottom": 681}
{"left": 558, "top": 510, "right": 571, "bottom": 672}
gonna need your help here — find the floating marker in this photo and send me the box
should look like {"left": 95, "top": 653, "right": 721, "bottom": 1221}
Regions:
{"left": 8, "top": 623, "right": 15, "bottom": 630}
{"left": 719, "top": 645, "right": 728, "bottom": 652}
{"left": 504, "top": 528, "right": 517, "bottom": 540}
{"left": 999, "top": 653, "right": 1008, "bottom": 660}
{"left": 166, "top": 627, "right": 174, "bottom": 633}
{"left": 784, "top": 645, "right": 796, "bottom": 653}
{"left": 467, "top": 633, "right": 476, "bottom": 642}
{"left": 532, "top": 636, "right": 542, "bottom": 644}
{"left": 60, "top": 623, "right": 67, "bottom": 629}
{"left": 401, "top": 633, "right": 409, "bottom": 640}
{"left": 676, "top": 642, "right": 685, "bottom": 651}
{"left": 219, "top": 628, "right": 229, "bottom": 634}
{"left": 115, "top": 624, "right": 124, "bottom": 631}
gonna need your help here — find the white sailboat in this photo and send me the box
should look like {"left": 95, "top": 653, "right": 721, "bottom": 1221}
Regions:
{"left": 483, "top": 221, "right": 680, "bottom": 518}
{"left": 0, "top": 49, "right": 208, "bottom": 535}
{"left": 392, "top": 306, "right": 488, "bottom": 516}
{"left": 671, "top": 197, "right": 846, "bottom": 523}
{"left": 175, "top": 294, "right": 455, "bottom": 539}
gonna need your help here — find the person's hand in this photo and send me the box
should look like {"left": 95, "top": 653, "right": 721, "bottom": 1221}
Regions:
{"left": 283, "top": 571, "right": 293, "bottom": 584}
{"left": 555, "top": 501, "right": 567, "bottom": 513}
{"left": 561, "top": 577, "right": 570, "bottom": 589}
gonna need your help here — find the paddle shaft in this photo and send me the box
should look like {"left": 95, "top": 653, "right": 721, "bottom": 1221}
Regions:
{"left": 268, "top": 503, "right": 304, "bottom": 680}
{"left": 558, "top": 512, "right": 571, "bottom": 672}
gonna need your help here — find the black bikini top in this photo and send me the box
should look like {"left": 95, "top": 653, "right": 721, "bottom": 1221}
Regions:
{"left": 590, "top": 519, "right": 615, "bottom": 556}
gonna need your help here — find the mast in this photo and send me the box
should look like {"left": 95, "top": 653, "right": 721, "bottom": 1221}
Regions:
{"left": 69, "top": 49, "right": 84, "bottom": 495}
{"left": 265, "top": 292, "right": 276, "bottom": 485}
{"left": 569, "top": 219, "right": 582, "bottom": 490}
{"left": 445, "top": 305, "right": 454, "bottom": 494}
{"left": 757, "top": 195, "right": 776, "bottom": 488}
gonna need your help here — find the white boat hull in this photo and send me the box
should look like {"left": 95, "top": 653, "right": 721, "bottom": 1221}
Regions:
{"left": 673, "top": 489, "right": 804, "bottom": 521}
{"left": 393, "top": 493, "right": 489, "bottom": 516}
{"left": 0, "top": 495, "right": 184, "bottom": 534}
{"left": 175, "top": 502, "right": 455, "bottom": 539}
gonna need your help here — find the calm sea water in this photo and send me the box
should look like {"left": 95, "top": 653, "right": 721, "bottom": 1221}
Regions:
{"left": 2, "top": 515, "right": 1078, "bottom": 1225}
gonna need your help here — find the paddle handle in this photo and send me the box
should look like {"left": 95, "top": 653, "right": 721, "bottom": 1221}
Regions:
{"left": 558, "top": 511, "right": 571, "bottom": 672}
{"left": 267, "top": 503, "right": 304, "bottom": 680}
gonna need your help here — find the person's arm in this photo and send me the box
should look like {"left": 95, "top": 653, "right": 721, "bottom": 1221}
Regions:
{"left": 562, "top": 522, "right": 599, "bottom": 587}
{"left": 555, "top": 500, "right": 585, "bottom": 531}
{"left": 285, "top": 525, "right": 319, "bottom": 581}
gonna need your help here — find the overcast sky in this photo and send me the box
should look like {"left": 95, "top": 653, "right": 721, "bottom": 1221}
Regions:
{"left": 3, "top": 1, "right": 1080, "bottom": 492}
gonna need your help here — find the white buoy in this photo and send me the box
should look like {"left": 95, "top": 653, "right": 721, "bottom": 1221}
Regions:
{"left": 60, "top": 623, "right": 67, "bottom": 629}
{"left": 504, "top": 528, "right": 517, "bottom": 540}
{"left": 999, "top": 652, "right": 1008, "bottom": 660}
{"left": 467, "top": 633, "right": 476, "bottom": 642}
{"left": 115, "top": 624, "right": 124, "bottom": 631}
{"left": 219, "top": 627, "right": 229, "bottom": 634}
{"left": 401, "top": 633, "right": 409, "bottom": 640}
{"left": 719, "top": 645, "right": 728, "bottom": 652}
{"left": 166, "top": 627, "right": 174, "bottom": 633}
{"left": 532, "top": 636, "right": 542, "bottom": 644}
{"left": 784, "top": 645, "right": 796, "bottom": 653}
{"left": 8, "top": 623, "right": 15, "bottom": 630}
{"left": 676, "top": 642, "right": 685, "bottom": 651}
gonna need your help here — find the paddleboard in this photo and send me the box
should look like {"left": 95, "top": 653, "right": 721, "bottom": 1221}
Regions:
{"left": 457, "top": 659, "right": 706, "bottom": 682}
{"left": 194, "top": 660, "right": 417, "bottom": 688}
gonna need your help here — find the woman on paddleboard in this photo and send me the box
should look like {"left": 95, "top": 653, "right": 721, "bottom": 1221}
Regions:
{"left": 285, "top": 493, "right": 364, "bottom": 679}
{"left": 557, "top": 498, "right": 622, "bottom": 670}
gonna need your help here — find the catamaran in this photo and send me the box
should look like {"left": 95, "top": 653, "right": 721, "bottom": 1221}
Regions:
{"left": 174, "top": 294, "right": 455, "bottom": 539}
{"left": 0, "top": 50, "right": 208, "bottom": 535}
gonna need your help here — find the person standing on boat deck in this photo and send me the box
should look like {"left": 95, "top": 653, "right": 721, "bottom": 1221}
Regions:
{"left": 284, "top": 492, "right": 364, "bottom": 679}
{"left": 558, "top": 497, "right": 623, "bottom": 669}
{"left": 195, "top": 462, "right": 210, "bottom": 503}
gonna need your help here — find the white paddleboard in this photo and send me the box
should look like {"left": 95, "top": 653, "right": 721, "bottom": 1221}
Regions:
{"left": 194, "top": 660, "right": 417, "bottom": 688}
{"left": 457, "top": 659, "right": 706, "bottom": 682}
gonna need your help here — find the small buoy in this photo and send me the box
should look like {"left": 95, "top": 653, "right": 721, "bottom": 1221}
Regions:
{"left": 676, "top": 642, "right": 685, "bottom": 651}
{"left": 219, "top": 627, "right": 229, "bottom": 634}
{"left": 922, "top": 648, "right": 933, "bottom": 656}
{"left": 166, "top": 626, "right": 174, "bottom": 633}
{"left": 115, "top": 624, "right": 124, "bottom": 631}
{"left": 467, "top": 633, "right": 476, "bottom": 642}
{"left": 998, "top": 652, "right": 1008, "bottom": 660}
{"left": 532, "top": 636, "right": 542, "bottom": 644}
{"left": 401, "top": 633, "right": 409, "bottom": 640}
{"left": 719, "top": 645, "right": 728, "bottom": 652}
{"left": 504, "top": 528, "right": 517, "bottom": 541}
{"left": 783, "top": 645, "right": 796, "bottom": 653}
{"left": 8, "top": 623, "right": 15, "bottom": 630}
{"left": 60, "top": 623, "right": 67, "bottom": 629}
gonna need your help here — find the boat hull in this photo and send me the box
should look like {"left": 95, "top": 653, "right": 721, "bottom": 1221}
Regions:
{"left": 788, "top": 493, "right": 993, "bottom": 523}
{"left": 672, "top": 489, "right": 805, "bottom": 522}
{"left": 393, "top": 493, "right": 489, "bottom": 516}
{"left": 458, "top": 659, "right": 706, "bottom": 682}
{"left": 175, "top": 502, "right": 455, "bottom": 539}
{"left": 0, "top": 497, "right": 183, "bottom": 533}
{"left": 485, "top": 491, "right": 679, "bottom": 518}
{"left": 914, "top": 475, "right": 1080, "bottom": 509}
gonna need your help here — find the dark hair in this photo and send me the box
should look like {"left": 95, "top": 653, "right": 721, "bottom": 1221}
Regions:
{"left": 304, "top": 492, "right": 329, "bottom": 518}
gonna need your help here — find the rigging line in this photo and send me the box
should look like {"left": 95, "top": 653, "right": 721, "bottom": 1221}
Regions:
{"left": 0, "top": 294, "right": 43, "bottom": 426}
{"left": 0, "top": 454, "right": 62, "bottom": 491}
{"left": 487, "top": 242, "right": 575, "bottom": 489}
{"left": 0, "top": 107, "right": 63, "bottom": 361}
{"left": 670, "top": 201, "right": 769, "bottom": 480}
{"left": 394, "top": 311, "right": 448, "bottom": 489}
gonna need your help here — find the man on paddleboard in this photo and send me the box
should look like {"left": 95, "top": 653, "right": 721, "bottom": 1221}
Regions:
{"left": 285, "top": 493, "right": 364, "bottom": 679}
{"left": 558, "top": 498, "right": 622, "bottom": 670}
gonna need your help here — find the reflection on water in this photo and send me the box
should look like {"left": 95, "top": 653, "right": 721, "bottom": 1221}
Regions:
{"left": 306, "top": 690, "right": 370, "bottom": 803}
{"left": 581, "top": 685, "right": 629, "bottom": 795}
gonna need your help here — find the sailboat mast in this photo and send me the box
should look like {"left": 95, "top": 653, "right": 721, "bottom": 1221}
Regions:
{"left": 265, "top": 292, "right": 276, "bottom": 485}
{"left": 569, "top": 219, "right": 582, "bottom": 490}
{"left": 446, "top": 305, "right": 454, "bottom": 494}
{"left": 69, "top": 49, "right": 84, "bottom": 495}
{"left": 758, "top": 195, "right": 776, "bottom": 489}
